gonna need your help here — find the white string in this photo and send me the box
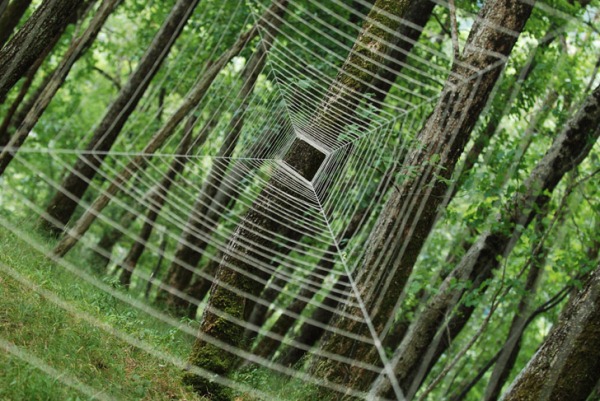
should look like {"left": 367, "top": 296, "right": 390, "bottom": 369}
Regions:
{"left": 0, "top": 0, "right": 598, "bottom": 399}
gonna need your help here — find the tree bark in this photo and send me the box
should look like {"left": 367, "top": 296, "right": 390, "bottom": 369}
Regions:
{"left": 0, "top": 67, "right": 52, "bottom": 146}
{"left": 40, "top": 0, "right": 201, "bottom": 235}
{"left": 0, "top": 0, "right": 120, "bottom": 176}
{"left": 176, "top": 132, "right": 282, "bottom": 319}
{"left": 247, "top": 0, "right": 434, "bottom": 353}
{"left": 0, "top": 0, "right": 81, "bottom": 101}
{"left": 0, "top": 48, "right": 46, "bottom": 147}
{"left": 51, "top": 3, "right": 276, "bottom": 257}
{"left": 368, "top": 0, "right": 436, "bottom": 107}
{"left": 252, "top": 171, "right": 399, "bottom": 362}
{"left": 312, "top": 0, "right": 534, "bottom": 394}
{"left": 501, "top": 262, "right": 600, "bottom": 401}
{"left": 0, "top": 0, "right": 90, "bottom": 145}
{"left": 0, "top": 0, "right": 32, "bottom": 48}
{"left": 371, "top": 81, "right": 600, "bottom": 397}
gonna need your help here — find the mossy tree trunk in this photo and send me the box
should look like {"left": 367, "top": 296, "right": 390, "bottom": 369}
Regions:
{"left": 370, "top": 81, "right": 600, "bottom": 397}
{"left": 173, "top": 127, "right": 285, "bottom": 319}
{"left": 186, "top": 0, "right": 409, "bottom": 397}
{"left": 183, "top": 0, "right": 413, "bottom": 397}
{"left": 310, "top": 0, "right": 534, "bottom": 394}
{"left": 501, "top": 262, "right": 600, "bottom": 401}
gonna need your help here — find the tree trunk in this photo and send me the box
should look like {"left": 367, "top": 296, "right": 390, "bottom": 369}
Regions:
{"left": 247, "top": 0, "right": 434, "bottom": 353}
{"left": 371, "top": 81, "right": 600, "bottom": 397}
{"left": 501, "top": 262, "right": 600, "bottom": 401}
{"left": 175, "top": 140, "right": 280, "bottom": 318}
{"left": 89, "top": 89, "right": 178, "bottom": 271}
{"left": 483, "top": 215, "right": 551, "bottom": 401}
{"left": 368, "top": 0, "right": 436, "bottom": 107}
{"left": 0, "top": 0, "right": 90, "bottom": 145}
{"left": 0, "top": 47, "right": 46, "bottom": 147}
{"left": 119, "top": 114, "right": 198, "bottom": 288}
{"left": 312, "top": 0, "right": 534, "bottom": 394}
{"left": 0, "top": 0, "right": 32, "bottom": 48}
{"left": 0, "top": 67, "right": 52, "bottom": 146}
{"left": 40, "top": 0, "right": 201, "bottom": 235}
{"left": 144, "top": 230, "right": 168, "bottom": 299}
{"left": 160, "top": 15, "right": 283, "bottom": 310}
{"left": 184, "top": 1, "right": 414, "bottom": 396}
{"left": 0, "top": 0, "right": 120, "bottom": 176}
{"left": 184, "top": 255, "right": 221, "bottom": 318}
{"left": 275, "top": 274, "right": 350, "bottom": 368}
{"left": 400, "top": 89, "right": 559, "bottom": 396}
{"left": 0, "top": 0, "right": 81, "bottom": 102}
{"left": 51, "top": 3, "right": 277, "bottom": 257}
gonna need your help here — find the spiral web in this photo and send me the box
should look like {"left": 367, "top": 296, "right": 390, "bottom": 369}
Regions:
{"left": 0, "top": 0, "right": 598, "bottom": 399}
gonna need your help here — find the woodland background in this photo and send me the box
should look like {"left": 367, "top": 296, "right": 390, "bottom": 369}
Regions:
{"left": 0, "top": 0, "right": 599, "bottom": 400}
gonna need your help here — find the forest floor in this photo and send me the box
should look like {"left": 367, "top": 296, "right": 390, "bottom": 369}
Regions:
{"left": 0, "top": 225, "right": 318, "bottom": 401}
{"left": 0, "top": 227, "right": 208, "bottom": 401}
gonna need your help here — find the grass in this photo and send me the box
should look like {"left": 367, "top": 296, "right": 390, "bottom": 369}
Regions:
{"left": 0, "top": 222, "right": 327, "bottom": 401}
{"left": 0, "top": 226, "right": 207, "bottom": 401}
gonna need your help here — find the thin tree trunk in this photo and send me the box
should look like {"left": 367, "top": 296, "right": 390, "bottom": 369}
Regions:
{"left": 483, "top": 216, "right": 551, "bottom": 401}
{"left": 40, "top": 0, "right": 201, "bottom": 235}
{"left": 0, "top": 0, "right": 120, "bottom": 176}
{"left": 91, "top": 207, "right": 138, "bottom": 271}
{"left": 0, "top": 0, "right": 81, "bottom": 101}
{"left": 243, "top": 241, "right": 299, "bottom": 342}
{"left": 501, "top": 262, "right": 600, "bottom": 401}
{"left": 448, "top": 271, "right": 583, "bottom": 401}
{"left": 312, "top": 0, "right": 534, "bottom": 394}
{"left": 160, "top": 15, "right": 283, "bottom": 310}
{"left": 275, "top": 274, "right": 350, "bottom": 368}
{"left": 51, "top": 1, "right": 286, "bottom": 258}
{"left": 144, "top": 229, "right": 168, "bottom": 299}
{"left": 119, "top": 114, "right": 198, "bottom": 288}
{"left": 0, "top": 48, "right": 46, "bottom": 147}
{"left": 90, "top": 91, "right": 194, "bottom": 271}
{"left": 0, "top": 67, "right": 52, "bottom": 144}
{"left": 371, "top": 81, "right": 600, "bottom": 397}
